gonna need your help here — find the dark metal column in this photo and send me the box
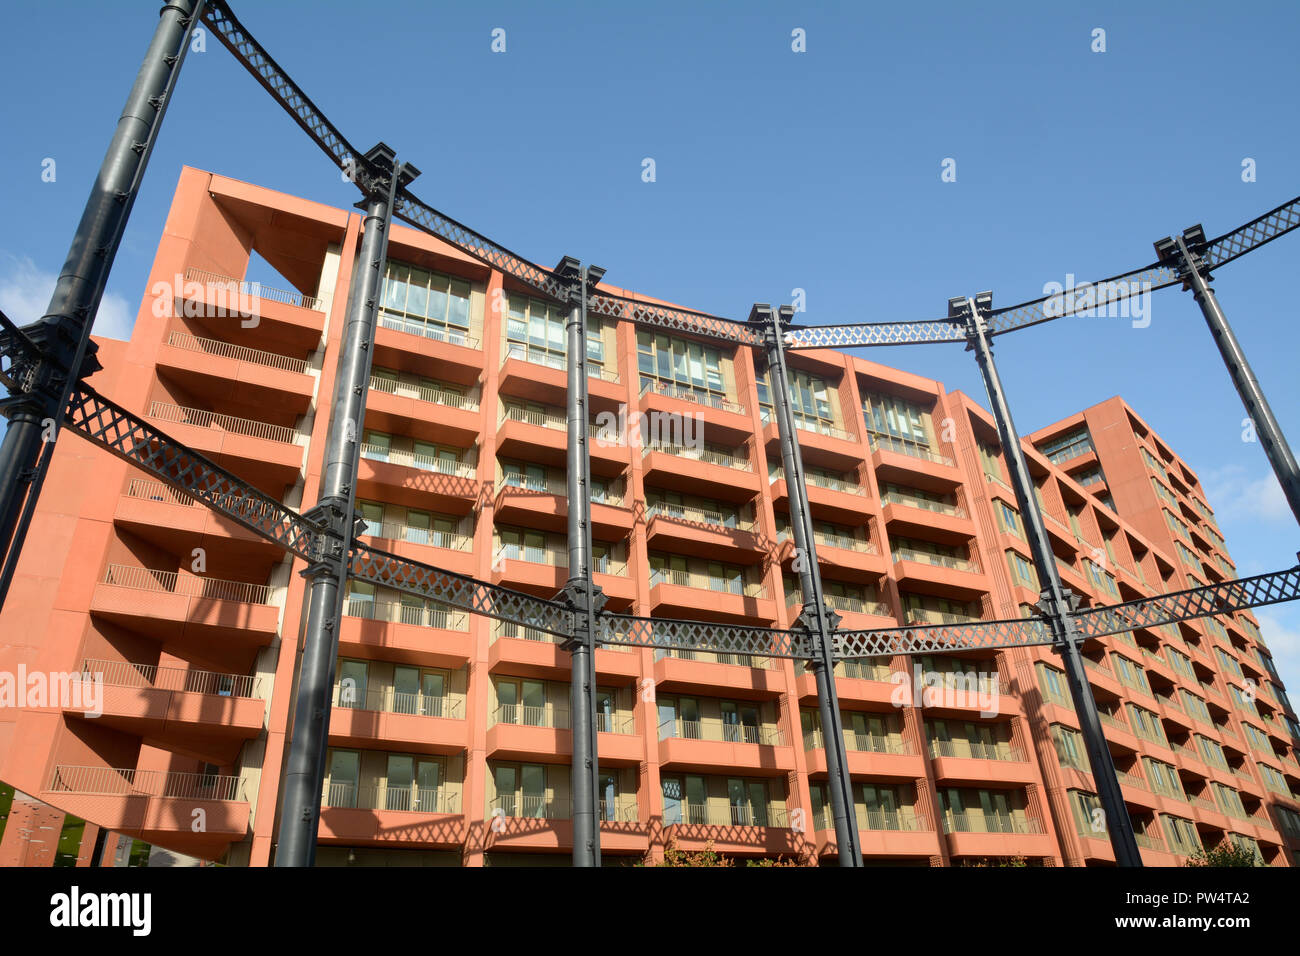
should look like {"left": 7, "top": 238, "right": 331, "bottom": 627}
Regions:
{"left": 1157, "top": 227, "right": 1300, "bottom": 528}
{"left": 0, "top": 0, "right": 204, "bottom": 606}
{"left": 277, "top": 147, "right": 412, "bottom": 867}
{"left": 557, "top": 257, "right": 606, "bottom": 867}
{"left": 957, "top": 293, "right": 1142, "bottom": 867}
{"left": 750, "top": 304, "right": 862, "bottom": 867}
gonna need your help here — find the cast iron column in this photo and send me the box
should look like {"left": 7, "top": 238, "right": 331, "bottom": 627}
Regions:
{"left": 958, "top": 293, "right": 1142, "bottom": 867}
{"left": 1156, "top": 227, "right": 1300, "bottom": 528}
{"left": 277, "top": 147, "right": 412, "bottom": 867}
{"left": 750, "top": 303, "right": 862, "bottom": 867}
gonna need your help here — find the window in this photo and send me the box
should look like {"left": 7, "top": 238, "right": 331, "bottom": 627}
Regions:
{"left": 1084, "top": 559, "right": 1119, "bottom": 598}
{"left": 978, "top": 441, "right": 1005, "bottom": 483}
{"left": 1112, "top": 655, "right": 1150, "bottom": 695}
{"left": 1040, "top": 427, "right": 1094, "bottom": 465}
{"left": 994, "top": 500, "right": 1023, "bottom": 538}
{"left": 637, "top": 331, "right": 727, "bottom": 404}
{"left": 1069, "top": 790, "right": 1106, "bottom": 837}
{"left": 1144, "top": 758, "right": 1184, "bottom": 799}
{"left": 1181, "top": 690, "right": 1212, "bottom": 725}
{"left": 1052, "top": 725, "right": 1089, "bottom": 772}
{"left": 379, "top": 261, "right": 472, "bottom": 344}
{"left": 1141, "top": 446, "right": 1169, "bottom": 481}
{"left": 1037, "top": 664, "right": 1071, "bottom": 708}
{"left": 1006, "top": 550, "right": 1038, "bottom": 590}
{"left": 1074, "top": 465, "right": 1106, "bottom": 488}
{"left": 1215, "top": 647, "right": 1244, "bottom": 679}
{"left": 1127, "top": 704, "right": 1167, "bottom": 745}
{"left": 507, "top": 294, "right": 607, "bottom": 372}
{"left": 1164, "top": 509, "right": 1191, "bottom": 542}
{"left": 861, "top": 391, "right": 932, "bottom": 456}
{"left": 759, "top": 367, "right": 838, "bottom": 435}
{"left": 1160, "top": 815, "right": 1201, "bottom": 855}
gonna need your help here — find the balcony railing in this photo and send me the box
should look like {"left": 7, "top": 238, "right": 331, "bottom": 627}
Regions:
{"left": 639, "top": 378, "right": 743, "bottom": 415}
{"left": 331, "top": 685, "right": 464, "bottom": 719}
{"left": 359, "top": 443, "right": 475, "bottom": 477}
{"left": 903, "top": 608, "right": 982, "bottom": 627}
{"left": 485, "top": 794, "right": 639, "bottom": 822}
{"left": 1134, "top": 831, "right": 1167, "bottom": 852}
{"left": 835, "top": 659, "right": 895, "bottom": 682}
{"left": 670, "top": 803, "right": 790, "bottom": 828}
{"left": 342, "top": 599, "right": 469, "bottom": 631}
{"left": 379, "top": 311, "right": 479, "bottom": 349}
{"left": 101, "top": 564, "right": 272, "bottom": 605}
{"left": 166, "top": 330, "right": 310, "bottom": 374}
{"left": 928, "top": 739, "right": 1026, "bottom": 762}
{"left": 644, "top": 442, "right": 752, "bottom": 471}
{"left": 758, "top": 406, "right": 856, "bottom": 442}
{"left": 324, "top": 782, "right": 460, "bottom": 813}
{"left": 816, "top": 805, "right": 929, "bottom": 832}
{"left": 124, "top": 478, "right": 196, "bottom": 507}
{"left": 659, "top": 717, "right": 785, "bottom": 747}
{"left": 786, "top": 589, "right": 890, "bottom": 617}
{"left": 148, "top": 401, "right": 302, "bottom": 446}
{"left": 892, "top": 547, "right": 980, "bottom": 574}
{"left": 490, "top": 703, "right": 570, "bottom": 729}
{"left": 501, "top": 343, "right": 618, "bottom": 382}
{"left": 867, "top": 432, "right": 955, "bottom": 467}
{"left": 650, "top": 567, "right": 766, "bottom": 598}
{"left": 499, "top": 402, "right": 617, "bottom": 442}
{"left": 494, "top": 543, "right": 627, "bottom": 577}
{"left": 647, "top": 501, "right": 755, "bottom": 533}
{"left": 81, "top": 657, "right": 260, "bottom": 699}
{"left": 655, "top": 648, "right": 775, "bottom": 670}
{"left": 369, "top": 375, "right": 478, "bottom": 411}
{"left": 492, "top": 620, "right": 564, "bottom": 646}
{"left": 769, "top": 465, "right": 858, "bottom": 494}
{"left": 803, "top": 729, "right": 911, "bottom": 755}
{"left": 942, "top": 812, "right": 1044, "bottom": 835}
{"left": 880, "top": 490, "right": 966, "bottom": 519}
{"left": 777, "top": 527, "right": 876, "bottom": 554}
{"left": 184, "top": 266, "right": 322, "bottom": 312}
{"left": 49, "top": 765, "right": 244, "bottom": 802}
{"left": 359, "top": 520, "right": 471, "bottom": 551}
{"left": 596, "top": 712, "right": 637, "bottom": 734}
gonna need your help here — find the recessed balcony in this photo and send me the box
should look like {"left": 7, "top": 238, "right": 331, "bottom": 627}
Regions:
{"left": 641, "top": 442, "right": 760, "bottom": 502}
{"left": 356, "top": 443, "right": 477, "bottom": 513}
{"left": 328, "top": 685, "right": 468, "bottom": 755}
{"left": 657, "top": 717, "right": 795, "bottom": 775}
{"left": 338, "top": 599, "right": 473, "bottom": 670}
{"left": 178, "top": 267, "right": 324, "bottom": 351}
{"left": 645, "top": 502, "right": 761, "bottom": 563}
{"left": 146, "top": 401, "right": 306, "bottom": 489}
{"left": 157, "top": 330, "right": 315, "bottom": 414}
{"left": 319, "top": 783, "right": 467, "bottom": 849}
{"left": 365, "top": 375, "right": 481, "bottom": 447}
{"left": 648, "top": 567, "right": 775, "bottom": 623}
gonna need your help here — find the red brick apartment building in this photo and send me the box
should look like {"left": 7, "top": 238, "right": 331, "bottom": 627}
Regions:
{"left": 0, "top": 167, "right": 1297, "bottom": 867}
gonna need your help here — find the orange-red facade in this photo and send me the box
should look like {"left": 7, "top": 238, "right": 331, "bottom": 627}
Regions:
{"left": 0, "top": 167, "right": 1297, "bottom": 867}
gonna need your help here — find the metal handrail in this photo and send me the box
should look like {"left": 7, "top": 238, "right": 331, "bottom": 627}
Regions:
{"left": 928, "top": 738, "right": 1026, "bottom": 762}
{"left": 101, "top": 563, "right": 272, "bottom": 604}
{"left": 655, "top": 648, "right": 776, "bottom": 670}
{"left": 148, "top": 401, "right": 301, "bottom": 445}
{"left": 48, "top": 764, "right": 244, "bottom": 802}
{"left": 503, "top": 342, "right": 619, "bottom": 382}
{"left": 892, "top": 546, "right": 980, "bottom": 573}
{"left": 124, "top": 478, "right": 196, "bottom": 506}
{"left": 323, "top": 782, "right": 461, "bottom": 813}
{"left": 650, "top": 567, "right": 765, "bottom": 598}
{"left": 378, "top": 310, "right": 480, "bottom": 349}
{"left": 660, "top": 717, "right": 785, "bottom": 747}
{"left": 81, "top": 657, "right": 260, "bottom": 699}
{"left": 643, "top": 442, "right": 752, "bottom": 471}
{"left": 867, "top": 432, "right": 956, "bottom": 467}
{"left": 342, "top": 599, "right": 470, "bottom": 631}
{"left": 359, "top": 443, "right": 475, "bottom": 476}
{"left": 368, "top": 375, "right": 478, "bottom": 410}
{"left": 184, "top": 266, "right": 322, "bottom": 312}
{"left": 359, "top": 520, "right": 471, "bottom": 551}
{"left": 166, "top": 330, "right": 309, "bottom": 374}
{"left": 943, "top": 811, "right": 1044, "bottom": 835}
{"left": 880, "top": 490, "right": 966, "bottom": 518}
{"left": 331, "top": 685, "right": 464, "bottom": 719}
{"left": 786, "top": 589, "right": 888, "bottom": 617}
{"left": 638, "top": 378, "right": 744, "bottom": 415}
{"left": 490, "top": 703, "right": 570, "bottom": 729}
{"left": 646, "top": 501, "right": 755, "bottom": 533}
{"left": 672, "top": 803, "right": 790, "bottom": 828}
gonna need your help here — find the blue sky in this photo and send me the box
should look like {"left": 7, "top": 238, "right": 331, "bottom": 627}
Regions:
{"left": 1, "top": 1, "right": 1299, "bottom": 693}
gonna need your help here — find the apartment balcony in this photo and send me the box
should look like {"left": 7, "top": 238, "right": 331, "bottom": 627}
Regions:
{"left": 941, "top": 811, "right": 1056, "bottom": 859}
{"left": 375, "top": 309, "right": 482, "bottom": 377}
{"left": 483, "top": 794, "right": 647, "bottom": 854}
{"left": 493, "top": 474, "right": 633, "bottom": 538}
{"left": 177, "top": 267, "right": 324, "bottom": 350}
{"left": 356, "top": 443, "right": 478, "bottom": 514}
{"left": 657, "top": 718, "right": 795, "bottom": 775}
{"left": 769, "top": 468, "right": 868, "bottom": 526}
{"left": 795, "top": 660, "right": 903, "bottom": 708}
{"left": 46, "top": 765, "right": 249, "bottom": 858}
{"left": 487, "top": 621, "right": 641, "bottom": 682}
{"left": 157, "top": 330, "right": 315, "bottom": 414}
{"left": 1114, "top": 768, "right": 1162, "bottom": 811}
{"left": 645, "top": 503, "right": 762, "bottom": 563}
{"left": 327, "top": 686, "right": 467, "bottom": 756}
{"left": 485, "top": 705, "right": 643, "bottom": 767}
{"left": 498, "top": 342, "right": 624, "bottom": 406}
{"left": 651, "top": 649, "right": 784, "bottom": 699}
{"left": 647, "top": 567, "right": 776, "bottom": 624}
{"left": 891, "top": 548, "right": 989, "bottom": 601}
{"left": 72, "top": 658, "right": 264, "bottom": 760}
{"left": 319, "top": 783, "right": 467, "bottom": 850}
{"left": 784, "top": 590, "right": 895, "bottom": 633}
{"left": 812, "top": 805, "right": 941, "bottom": 860}
{"left": 641, "top": 442, "right": 760, "bottom": 501}
{"left": 663, "top": 803, "right": 800, "bottom": 857}
{"left": 357, "top": 519, "right": 476, "bottom": 577}
{"left": 879, "top": 491, "right": 976, "bottom": 541}
{"left": 869, "top": 434, "right": 963, "bottom": 488}
{"left": 365, "top": 375, "right": 481, "bottom": 447}
{"left": 496, "top": 402, "right": 630, "bottom": 470}
{"left": 637, "top": 378, "right": 751, "bottom": 443}
{"left": 490, "top": 544, "right": 635, "bottom": 606}
{"left": 927, "top": 739, "right": 1038, "bottom": 785}
{"left": 776, "top": 529, "right": 887, "bottom": 580}
{"left": 802, "top": 729, "right": 925, "bottom": 780}
{"left": 338, "top": 599, "right": 472, "bottom": 670}
{"left": 759, "top": 408, "right": 864, "bottom": 472}
{"left": 91, "top": 564, "right": 279, "bottom": 649}
{"left": 114, "top": 478, "right": 286, "bottom": 560}
{"left": 146, "top": 401, "right": 306, "bottom": 489}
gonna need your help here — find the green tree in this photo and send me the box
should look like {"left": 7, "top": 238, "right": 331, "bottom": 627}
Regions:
{"left": 1185, "top": 840, "right": 1261, "bottom": 867}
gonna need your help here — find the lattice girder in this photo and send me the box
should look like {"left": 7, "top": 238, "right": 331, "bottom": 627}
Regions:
{"left": 1203, "top": 195, "right": 1300, "bottom": 270}
{"left": 596, "top": 613, "right": 810, "bottom": 659}
{"left": 784, "top": 318, "right": 966, "bottom": 350}
{"left": 835, "top": 617, "right": 1056, "bottom": 659}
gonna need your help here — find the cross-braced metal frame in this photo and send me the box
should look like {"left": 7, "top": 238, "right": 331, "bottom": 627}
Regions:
{"left": 1, "top": 0, "right": 1298, "bottom": 867}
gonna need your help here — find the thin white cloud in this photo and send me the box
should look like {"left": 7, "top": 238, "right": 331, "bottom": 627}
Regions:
{"left": 0, "top": 253, "right": 134, "bottom": 341}
{"left": 1253, "top": 610, "right": 1300, "bottom": 695}
{"left": 1202, "top": 463, "right": 1289, "bottom": 524}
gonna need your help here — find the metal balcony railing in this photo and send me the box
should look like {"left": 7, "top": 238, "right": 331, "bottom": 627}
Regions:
{"left": 867, "top": 432, "right": 955, "bottom": 467}
{"left": 817, "top": 805, "right": 929, "bottom": 832}
{"left": 659, "top": 717, "right": 785, "bottom": 747}
{"left": 166, "top": 330, "right": 310, "bottom": 374}
{"left": 639, "top": 378, "right": 743, "bottom": 415}
{"left": 499, "top": 402, "right": 617, "bottom": 442}
{"left": 496, "top": 471, "right": 568, "bottom": 496}
{"left": 880, "top": 490, "right": 966, "bottom": 519}
{"left": 777, "top": 526, "right": 876, "bottom": 554}
{"left": 942, "top": 812, "right": 1044, "bottom": 835}
{"left": 489, "top": 794, "right": 569, "bottom": 820}
{"left": 596, "top": 712, "right": 636, "bottom": 735}
{"left": 323, "top": 782, "right": 461, "bottom": 813}
{"left": 379, "top": 311, "right": 480, "bottom": 349}
{"left": 125, "top": 478, "right": 196, "bottom": 507}
{"left": 903, "top": 608, "right": 983, "bottom": 627}
{"left": 501, "top": 343, "right": 618, "bottom": 382}
{"left": 331, "top": 685, "right": 464, "bottom": 719}
{"left": 928, "top": 738, "right": 1026, "bottom": 762}
{"left": 1096, "top": 709, "right": 1128, "bottom": 731}
{"left": 671, "top": 803, "right": 790, "bottom": 828}
{"left": 786, "top": 589, "right": 889, "bottom": 617}
{"left": 342, "top": 599, "right": 469, "bottom": 631}
{"left": 493, "top": 543, "right": 627, "bottom": 576}
{"left": 148, "top": 401, "right": 302, "bottom": 446}
{"left": 48, "top": 765, "right": 244, "bottom": 802}
{"left": 758, "top": 406, "right": 856, "bottom": 442}
{"left": 644, "top": 442, "right": 752, "bottom": 471}
{"left": 491, "top": 703, "right": 570, "bottom": 729}
{"left": 1133, "top": 831, "right": 1167, "bottom": 852}
{"left": 101, "top": 563, "right": 273, "bottom": 604}
{"left": 892, "top": 547, "right": 980, "bottom": 573}
{"left": 368, "top": 375, "right": 479, "bottom": 411}
{"left": 358, "top": 443, "right": 475, "bottom": 477}
{"left": 655, "top": 648, "right": 775, "bottom": 670}
{"left": 184, "top": 266, "right": 322, "bottom": 312}
{"left": 768, "top": 465, "right": 858, "bottom": 494}
{"left": 359, "top": 519, "right": 471, "bottom": 551}
{"left": 646, "top": 501, "right": 755, "bottom": 533}
{"left": 803, "top": 728, "right": 910, "bottom": 755}
{"left": 832, "top": 659, "right": 896, "bottom": 682}
{"left": 81, "top": 657, "right": 260, "bottom": 699}
{"left": 650, "top": 567, "right": 765, "bottom": 598}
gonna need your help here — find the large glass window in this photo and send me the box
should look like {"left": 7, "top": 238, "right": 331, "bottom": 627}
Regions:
{"left": 861, "top": 391, "right": 930, "bottom": 455}
{"left": 637, "top": 331, "right": 727, "bottom": 405}
{"left": 1039, "top": 426, "right": 1094, "bottom": 465}
{"left": 379, "top": 261, "right": 472, "bottom": 344}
